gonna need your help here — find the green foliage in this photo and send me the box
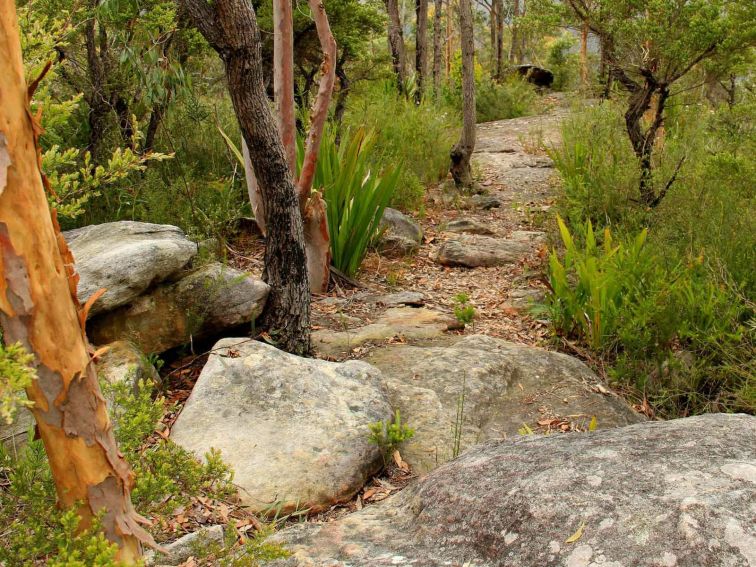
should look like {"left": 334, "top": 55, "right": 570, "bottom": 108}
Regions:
{"left": 368, "top": 410, "right": 415, "bottom": 463}
{"left": 302, "top": 127, "right": 400, "bottom": 277}
{"left": 0, "top": 342, "right": 35, "bottom": 425}
{"left": 343, "top": 82, "right": 459, "bottom": 210}
{"left": 188, "top": 525, "right": 290, "bottom": 566}
{"left": 471, "top": 77, "right": 539, "bottom": 123}
{"left": 546, "top": 32, "right": 579, "bottom": 91}
{"left": 542, "top": 217, "right": 653, "bottom": 351}
{"left": 452, "top": 293, "right": 476, "bottom": 328}
{"left": 546, "top": 96, "right": 755, "bottom": 416}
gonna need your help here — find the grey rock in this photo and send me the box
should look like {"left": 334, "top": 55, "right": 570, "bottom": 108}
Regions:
{"left": 470, "top": 194, "right": 502, "bottom": 209}
{"left": 359, "top": 291, "right": 426, "bottom": 307}
{"left": 170, "top": 339, "right": 392, "bottom": 514}
{"left": 0, "top": 407, "right": 33, "bottom": 451}
{"left": 509, "top": 287, "right": 547, "bottom": 309}
{"left": 443, "top": 218, "right": 496, "bottom": 236}
{"left": 365, "top": 335, "right": 642, "bottom": 473}
{"left": 271, "top": 414, "right": 756, "bottom": 567}
{"left": 89, "top": 263, "right": 269, "bottom": 353}
{"left": 64, "top": 222, "right": 197, "bottom": 316}
{"left": 433, "top": 231, "right": 546, "bottom": 268}
{"left": 144, "top": 525, "right": 225, "bottom": 566}
{"left": 313, "top": 307, "right": 456, "bottom": 357}
{"left": 377, "top": 208, "right": 423, "bottom": 257}
{"left": 97, "top": 340, "right": 161, "bottom": 392}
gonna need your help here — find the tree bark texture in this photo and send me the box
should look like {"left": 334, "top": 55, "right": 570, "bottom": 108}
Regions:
{"left": 415, "top": 0, "right": 429, "bottom": 101}
{"left": 0, "top": 4, "right": 155, "bottom": 562}
{"left": 432, "top": 0, "right": 444, "bottom": 94}
{"left": 580, "top": 21, "right": 589, "bottom": 88}
{"left": 385, "top": 0, "right": 407, "bottom": 94}
{"left": 493, "top": 0, "right": 504, "bottom": 80}
{"left": 180, "top": 0, "right": 311, "bottom": 354}
{"left": 509, "top": 0, "right": 523, "bottom": 64}
{"left": 450, "top": 0, "right": 476, "bottom": 188}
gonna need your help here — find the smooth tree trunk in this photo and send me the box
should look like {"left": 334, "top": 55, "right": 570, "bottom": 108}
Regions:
{"left": 385, "top": 0, "right": 407, "bottom": 94}
{"left": 297, "top": 0, "right": 337, "bottom": 294}
{"left": 509, "top": 0, "right": 522, "bottom": 64}
{"left": 450, "top": 0, "right": 476, "bottom": 188}
{"left": 0, "top": 4, "right": 155, "bottom": 562}
{"left": 493, "top": 0, "right": 504, "bottom": 80}
{"left": 415, "top": 0, "right": 429, "bottom": 101}
{"left": 580, "top": 21, "right": 589, "bottom": 88}
{"left": 489, "top": 0, "right": 497, "bottom": 79}
{"left": 432, "top": 0, "right": 443, "bottom": 94}
{"left": 180, "top": 0, "right": 311, "bottom": 354}
{"left": 273, "top": 0, "right": 297, "bottom": 173}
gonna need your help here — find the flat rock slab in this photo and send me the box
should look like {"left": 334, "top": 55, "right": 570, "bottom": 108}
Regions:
{"left": 443, "top": 218, "right": 496, "bottom": 236}
{"left": 65, "top": 221, "right": 197, "bottom": 316}
{"left": 366, "top": 335, "right": 642, "bottom": 473}
{"left": 170, "top": 339, "right": 391, "bottom": 514}
{"left": 90, "top": 262, "right": 269, "bottom": 353}
{"left": 433, "top": 231, "right": 546, "bottom": 268}
{"left": 271, "top": 414, "right": 756, "bottom": 567}
{"left": 312, "top": 307, "right": 455, "bottom": 357}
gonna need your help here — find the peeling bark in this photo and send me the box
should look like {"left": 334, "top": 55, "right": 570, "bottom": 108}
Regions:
{"left": 303, "top": 193, "right": 331, "bottom": 294}
{"left": 0, "top": 4, "right": 154, "bottom": 562}
{"left": 415, "top": 0, "right": 429, "bottom": 101}
{"left": 274, "top": 0, "right": 297, "bottom": 173}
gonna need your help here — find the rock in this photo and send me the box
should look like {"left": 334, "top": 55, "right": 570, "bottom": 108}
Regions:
{"left": 271, "top": 414, "right": 756, "bottom": 567}
{"left": 377, "top": 208, "right": 423, "bottom": 257}
{"left": 365, "top": 335, "right": 642, "bottom": 473}
{"left": 509, "top": 287, "right": 546, "bottom": 309}
{"left": 64, "top": 222, "right": 198, "bottom": 316}
{"left": 144, "top": 525, "right": 225, "bottom": 566}
{"left": 358, "top": 291, "right": 426, "bottom": 307}
{"left": 170, "top": 339, "right": 391, "bottom": 513}
{"left": 1, "top": 407, "right": 33, "bottom": 451}
{"left": 470, "top": 194, "right": 502, "bottom": 209}
{"left": 443, "top": 218, "right": 496, "bottom": 236}
{"left": 433, "top": 231, "right": 546, "bottom": 268}
{"left": 97, "top": 340, "right": 161, "bottom": 392}
{"left": 513, "top": 64, "right": 555, "bottom": 88}
{"left": 89, "top": 263, "right": 269, "bottom": 353}
{"left": 312, "top": 307, "right": 456, "bottom": 357}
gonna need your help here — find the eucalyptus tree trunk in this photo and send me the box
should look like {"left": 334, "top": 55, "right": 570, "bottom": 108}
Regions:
{"left": 415, "top": 0, "right": 429, "bottom": 101}
{"left": 580, "top": 21, "right": 589, "bottom": 88}
{"left": 509, "top": 0, "right": 522, "bottom": 64}
{"left": 0, "top": 4, "right": 154, "bottom": 562}
{"left": 494, "top": 0, "right": 504, "bottom": 80}
{"left": 180, "top": 0, "right": 311, "bottom": 354}
{"left": 489, "top": 0, "right": 498, "bottom": 79}
{"left": 385, "top": 0, "right": 407, "bottom": 94}
{"left": 450, "top": 0, "right": 476, "bottom": 188}
{"left": 432, "top": 0, "right": 444, "bottom": 94}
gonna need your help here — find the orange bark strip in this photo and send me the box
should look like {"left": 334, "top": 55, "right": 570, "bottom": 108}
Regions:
{"left": 0, "top": 3, "right": 155, "bottom": 562}
{"left": 273, "top": 0, "right": 297, "bottom": 174}
{"left": 297, "top": 0, "right": 337, "bottom": 203}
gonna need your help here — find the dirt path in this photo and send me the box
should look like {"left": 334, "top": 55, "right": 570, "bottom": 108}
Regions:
{"left": 226, "top": 96, "right": 569, "bottom": 359}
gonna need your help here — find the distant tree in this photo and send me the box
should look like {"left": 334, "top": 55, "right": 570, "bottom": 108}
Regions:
{"left": 385, "top": 0, "right": 407, "bottom": 93}
{"left": 0, "top": 3, "right": 153, "bottom": 562}
{"left": 416, "top": 0, "right": 429, "bottom": 100}
{"left": 180, "top": 0, "right": 312, "bottom": 354}
{"left": 567, "top": 0, "right": 756, "bottom": 206}
{"left": 432, "top": 0, "right": 444, "bottom": 93}
{"left": 450, "top": 0, "right": 477, "bottom": 188}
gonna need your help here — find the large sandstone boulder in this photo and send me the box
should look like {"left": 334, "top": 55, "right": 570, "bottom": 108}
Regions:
{"left": 0, "top": 407, "right": 33, "bottom": 451}
{"left": 377, "top": 208, "right": 423, "bottom": 257}
{"left": 443, "top": 218, "right": 496, "bottom": 235}
{"left": 64, "top": 222, "right": 198, "bottom": 316}
{"left": 89, "top": 263, "right": 269, "bottom": 353}
{"left": 170, "top": 339, "right": 392, "bottom": 514}
{"left": 272, "top": 414, "right": 756, "bottom": 567}
{"left": 433, "top": 231, "right": 546, "bottom": 268}
{"left": 366, "top": 335, "right": 642, "bottom": 473}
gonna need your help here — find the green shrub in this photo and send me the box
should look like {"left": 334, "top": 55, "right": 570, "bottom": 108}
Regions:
{"left": 473, "top": 78, "right": 538, "bottom": 123}
{"left": 0, "top": 342, "right": 35, "bottom": 425}
{"left": 368, "top": 410, "right": 415, "bottom": 464}
{"left": 453, "top": 292, "right": 476, "bottom": 328}
{"left": 343, "top": 82, "right": 458, "bottom": 210}
{"left": 301, "top": 127, "right": 400, "bottom": 277}
{"left": 546, "top": 32, "right": 579, "bottom": 91}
